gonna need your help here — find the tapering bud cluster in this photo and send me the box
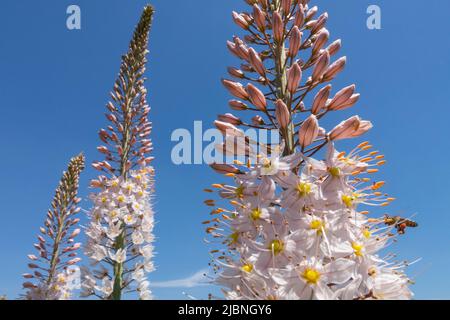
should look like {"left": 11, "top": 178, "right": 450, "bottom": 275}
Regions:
{"left": 23, "top": 154, "right": 85, "bottom": 300}
{"left": 205, "top": 0, "right": 414, "bottom": 300}
{"left": 83, "top": 5, "right": 156, "bottom": 300}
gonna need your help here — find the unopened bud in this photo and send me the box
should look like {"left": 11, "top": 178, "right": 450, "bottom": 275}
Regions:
{"left": 275, "top": 100, "right": 291, "bottom": 129}
{"left": 312, "top": 85, "right": 332, "bottom": 114}
{"left": 312, "top": 29, "right": 329, "bottom": 54}
{"left": 323, "top": 56, "right": 346, "bottom": 81}
{"left": 288, "top": 26, "right": 302, "bottom": 57}
{"left": 327, "top": 85, "right": 356, "bottom": 111}
{"left": 218, "top": 113, "right": 242, "bottom": 125}
{"left": 222, "top": 79, "right": 249, "bottom": 100}
{"left": 232, "top": 11, "right": 249, "bottom": 29}
{"left": 287, "top": 63, "right": 302, "bottom": 94}
{"left": 229, "top": 100, "right": 248, "bottom": 111}
{"left": 248, "top": 48, "right": 266, "bottom": 76}
{"left": 299, "top": 115, "right": 319, "bottom": 147}
{"left": 329, "top": 116, "right": 373, "bottom": 140}
{"left": 312, "top": 51, "right": 330, "bottom": 81}
{"left": 253, "top": 4, "right": 266, "bottom": 31}
{"left": 272, "top": 12, "right": 284, "bottom": 43}
{"left": 247, "top": 84, "right": 267, "bottom": 110}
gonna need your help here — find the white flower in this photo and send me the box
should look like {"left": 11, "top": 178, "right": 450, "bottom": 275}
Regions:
{"left": 109, "top": 248, "right": 127, "bottom": 263}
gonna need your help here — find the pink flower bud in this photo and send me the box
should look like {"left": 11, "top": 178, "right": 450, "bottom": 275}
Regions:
{"left": 248, "top": 48, "right": 266, "bottom": 76}
{"left": 28, "top": 254, "right": 38, "bottom": 261}
{"left": 229, "top": 100, "right": 248, "bottom": 111}
{"left": 287, "top": 63, "right": 302, "bottom": 94}
{"left": 97, "top": 146, "right": 109, "bottom": 154}
{"left": 323, "top": 56, "right": 347, "bottom": 81}
{"left": 23, "top": 282, "right": 37, "bottom": 289}
{"left": 299, "top": 115, "right": 319, "bottom": 147}
{"left": 306, "top": 6, "right": 318, "bottom": 20}
{"left": 329, "top": 116, "right": 373, "bottom": 140}
{"left": 246, "top": 84, "right": 267, "bottom": 110}
{"left": 252, "top": 115, "right": 265, "bottom": 125}
{"left": 253, "top": 5, "right": 266, "bottom": 31}
{"left": 312, "top": 51, "right": 330, "bottom": 81}
{"left": 222, "top": 79, "right": 249, "bottom": 100}
{"left": 102, "top": 161, "right": 113, "bottom": 171}
{"left": 311, "top": 12, "right": 328, "bottom": 34}
{"left": 92, "top": 162, "right": 103, "bottom": 171}
{"left": 312, "top": 29, "right": 329, "bottom": 54}
{"left": 214, "top": 120, "right": 245, "bottom": 137}
{"left": 272, "top": 12, "right": 284, "bottom": 43}
{"left": 275, "top": 100, "right": 291, "bottom": 129}
{"left": 232, "top": 11, "right": 249, "bottom": 29}
{"left": 23, "top": 273, "right": 34, "bottom": 279}
{"left": 294, "top": 6, "right": 305, "bottom": 27}
{"left": 69, "top": 229, "right": 81, "bottom": 239}
{"left": 327, "top": 85, "right": 356, "bottom": 111}
{"left": 312, "top": 85, "right": 332, "bottom": 114}
{"left": 327, "top": 39, "right": 341, "bottom": 56}
{"left": 335, "top": 94, "right": 360, "bottom": 110}
{"left": 218, "top": 113, "right": 242, "bottom": 125}
{"left": 227, "top": 67, "right": 244, "bottom": 79}
{"left": 227, "top": 41, "right": 241, "bottom": 58}
{"left": 67, "top": 258, "right": 81, "bottom": 265}
{"left": 288, "top": 26, "right": 302, "bottom": 57}
{"left": 90, "top": 179, "right": 103, "bottom": 188}
{"left": 281, "top": 0, "right": 291, "bottom": 15}
{"left": 210, "top": 163, "right": 240, "bottom": 174}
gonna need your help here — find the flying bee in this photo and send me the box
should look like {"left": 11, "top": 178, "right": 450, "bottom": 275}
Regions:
{"left": 383, "top": 215, "right": 418, "bottom": 234}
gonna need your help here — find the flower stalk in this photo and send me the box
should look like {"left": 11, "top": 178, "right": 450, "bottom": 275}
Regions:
{"left": 205, "top": 0, "right": 415, "bottom": 300}
{"left": 83, "top": 5, "right": 155, "bottom": 300}
{"left": 23, "top": 154, "right": 85, "bottom": 300}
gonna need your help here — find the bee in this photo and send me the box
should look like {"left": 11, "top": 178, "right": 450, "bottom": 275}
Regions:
{"left": 383, "top": 215, "right": 418, "bottom": 235}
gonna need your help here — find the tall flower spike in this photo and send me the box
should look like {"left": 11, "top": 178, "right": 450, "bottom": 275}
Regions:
{"left": 83, "top": 5, "right": 155, "bottom": 300}
{"left": 205, "top": 0, "right": 415, "bottom": 300}
{"left": 23, "top": 154, "right": 85, "bottom": 300}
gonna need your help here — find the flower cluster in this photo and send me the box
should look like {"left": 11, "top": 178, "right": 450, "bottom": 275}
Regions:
{"left": 205, "top": 0, "right": 415, "bottom": 300}
{"left": 82, "top": 168, "right": 155, "bottom": 300}
{"left": 207, "top": 143, "right": 413, "bottom": 299}
{"left": 22, "top": 154, "right": 85, "bottom": 300}
{"left": 83, "top": 5, "right": 155, "bottom": 300}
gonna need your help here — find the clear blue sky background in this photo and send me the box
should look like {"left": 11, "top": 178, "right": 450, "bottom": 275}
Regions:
{"left": 0, "top": 0, "right": 448, "bottom": 300}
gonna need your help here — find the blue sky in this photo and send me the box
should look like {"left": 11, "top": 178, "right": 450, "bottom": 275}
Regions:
{"left": 0, "top": 0, "right": 449, "bottom": 300}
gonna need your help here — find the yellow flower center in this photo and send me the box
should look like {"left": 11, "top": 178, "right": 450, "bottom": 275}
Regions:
{"left": 342, "top": 194, "right": 355, "bottom": 208}
{"left": 363, "top": 229, "right": 371, "bottom": 239}
{"left": 241, "top": 263, "right": 253, "bottom": 273}
{"left": 302, "top": 268, "right": 321, "bottom": 284}
{"left": 329, "top": 167, "right": 341, "bottom": 177}
{"left": 230, "top": 232, "right": 239, "bottom": 244}
{"left": 101, "top": 197, "right": 107, "bottom": 203}
{"left": 112, "top": 181, "right": 119, "bottom": 187}
{"left": 310, "top": 219, "right": 323, "bottom": 230}
{"left": 117, "top": 195, "right": 125, "bottom": 203}
{"left": 262, "top": 158, "right": 272, "bottom": 168}
{"left": 250, "top": 208, "right": 262, "bottom": 221}
{"left": 269, "top": 239, "right": 284, "bottom": 255}
{"left": 235, "top": 185, "right": 244, "bottom": 198}
{"left": 296, "top": 182, "right": 312, "bottom": 197}
{"left": 352, "top": 242, "right": 364, "bottom": 256}
{"left": 310, "top": 219, "right": 323, "bottom": 235}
